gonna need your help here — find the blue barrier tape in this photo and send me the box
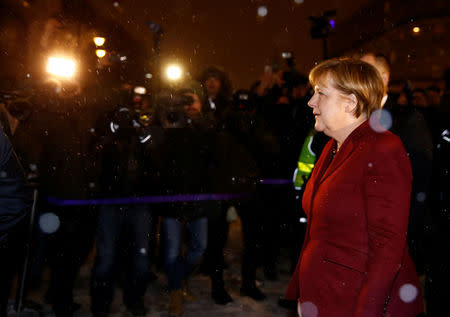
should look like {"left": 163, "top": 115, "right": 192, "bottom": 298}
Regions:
{"left": 259, "top": 178, "right": 293, "bottom": 185}
{"left": 47, "top": 193, "right": 251, "bottom": 206}
{"left": 46, "top": 179, "right": 293, "bottom": 206}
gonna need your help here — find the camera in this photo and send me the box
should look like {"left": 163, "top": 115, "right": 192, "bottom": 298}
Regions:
{"left": 232, "top": 89, "right": 254, "bottom": 112}
{"left": 155, "top": 89, "right": 195, "bottom": 128}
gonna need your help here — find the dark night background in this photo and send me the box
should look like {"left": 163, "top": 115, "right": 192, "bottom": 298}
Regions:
{"left": 1, "top": 0, "right": 449, "bottom": 90}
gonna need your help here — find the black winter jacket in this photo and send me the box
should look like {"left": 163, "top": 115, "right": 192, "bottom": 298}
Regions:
{"left": 0, "top": 125, "right": 31, "bottom": 242}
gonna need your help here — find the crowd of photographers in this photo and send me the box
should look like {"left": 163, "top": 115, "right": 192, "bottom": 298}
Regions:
{"left": 1, "top": 53, "right": 449, "bottom": 317}
{"left": 0, "top": 60, "right": 319, "bottom": 317}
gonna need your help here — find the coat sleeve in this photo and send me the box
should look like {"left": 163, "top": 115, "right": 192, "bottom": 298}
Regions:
{"left": 354, "top": 136, "right": 412, "bottom": 317}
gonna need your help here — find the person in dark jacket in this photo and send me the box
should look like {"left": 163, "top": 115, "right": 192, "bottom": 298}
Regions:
{"left": 198, "top": 67, "right": 236, "bottom": 304}
{"left": 361, "top": 53, "right": 433, "bottom": 280}
{"left": 0, "top": 123, "right": 32, "bottom": 317}
{"left": 199, "top": 65, "right": 233, "bottom": 128}
{"left": 32, "top": 88, "right": 98, "bottom": 317}
{"left": 153, "top": 87, "right": 212, "bottom": 316}
{"left": 423, "top": 68, "right": 450, "bottom": 317}
{"left": 90, "top": 97, "right": 153, "bottom": 317}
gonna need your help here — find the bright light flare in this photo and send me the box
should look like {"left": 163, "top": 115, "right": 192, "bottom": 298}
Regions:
{"left": 166, "top": 65, "right": 182, "bottom": 81}
{"left": 413, "top": 27, "right": 420, "bottom": 33}
{"left": 93, "top": 36, "right": 106, "bottom": 46}
{"left": 134, "top": 86, "right": 147, "bottom": 95}
{"left": 46, "top": 57, "right": 76, "bottom": 78}
{"left": 96, "top": 49, "right": 106, "bottom": 58}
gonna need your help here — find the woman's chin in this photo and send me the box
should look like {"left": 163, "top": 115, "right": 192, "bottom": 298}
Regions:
{"left": 314, "top": 122, "right": 324, "bottom": 132}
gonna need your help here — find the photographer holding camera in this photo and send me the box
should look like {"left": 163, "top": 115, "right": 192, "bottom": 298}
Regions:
{"left": 250, "top": 52, "right": 317, "bottom": 280}
{"left": 90, "top": 87, "right": 154, "bottom": 317}
{"left": 152, "top": 83, "right": 214, "bottom": 316}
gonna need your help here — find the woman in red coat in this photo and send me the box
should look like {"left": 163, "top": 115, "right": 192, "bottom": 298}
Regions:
{"left": 285, "top": 58, "right": 424, "bottom": 317}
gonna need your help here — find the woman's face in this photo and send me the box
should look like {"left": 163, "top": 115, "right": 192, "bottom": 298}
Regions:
{"left": 307, "top": 75, "right": 350, "bottom": 138}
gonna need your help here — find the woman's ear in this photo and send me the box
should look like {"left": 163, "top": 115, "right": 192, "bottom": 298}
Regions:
{"left": 345, "top": 94, "right": 358, "bottom": 113}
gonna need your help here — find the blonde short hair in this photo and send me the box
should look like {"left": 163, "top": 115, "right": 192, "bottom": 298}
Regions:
{"left": 309, "top": 58, "right": 384, "bottom": 117}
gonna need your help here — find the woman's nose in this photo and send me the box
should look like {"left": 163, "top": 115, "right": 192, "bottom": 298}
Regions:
{"left": 307, "top": 94, "right": 317, "bottom": 108}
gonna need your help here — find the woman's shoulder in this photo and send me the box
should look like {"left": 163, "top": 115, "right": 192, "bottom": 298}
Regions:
{"left": 357, "top": 121, "right": 404, "bottom": 153}
{"left": 373, "top": 130, "right": 403, "bottom": 150}
{"left": 361, "top": 127, "right": 411, "bottom": 174}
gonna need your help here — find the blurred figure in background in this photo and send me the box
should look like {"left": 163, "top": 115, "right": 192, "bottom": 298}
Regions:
{"left": 198, "top": 67, "right": 236, "bottom": 304}
{"left": 200, "top": 66, "right": 233, "bottom": 127}
{"left": 425, "top": 69, "right": 450, "bottom": 317}
{"left": 152, "top": 86, "right": 211, "bottom": 316}
{"left": 0, "top": 115, "right": 32, "bottom": 317}
{"left": 90, "top": 88, "right": 153, "bottom": 317}
{"left": 425, "top": 86, "right": 441, "bottom": 108}
{"left": 361, "top": 53, "right": 433, "bottom": 287}
{"left": 411, "top": 88, "right": 429, "bottom": 108}
{"left": 212, "top": 88, "right": 281, "bottom": 301}
{"left": 251, "top": 54, "right": 316, "bottom": 281}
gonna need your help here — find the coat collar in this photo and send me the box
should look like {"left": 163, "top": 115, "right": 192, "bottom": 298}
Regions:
{"left": 316, "top": 120, "right": 371, "bottom": 185}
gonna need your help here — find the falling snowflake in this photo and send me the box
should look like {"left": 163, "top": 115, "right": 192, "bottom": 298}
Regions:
{"left": 369, "top": 109, "right": 393, "bottom": 133}
{"left": 299, "top": 301, "right": 318, "bottom": 317}
{"left": 39, "top": 212, "right": 60, "bottom": 234}
{"left": 399, "top": 283, "right": 418, "bottom": 303}
{"left": 257, "top": 6, "right": 268, "bottom": 17}
{"left": 416, "top": 192, "right": 426, "bottom": 203}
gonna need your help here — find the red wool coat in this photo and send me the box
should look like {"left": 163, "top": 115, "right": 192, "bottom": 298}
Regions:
{"left": 286, "top": 120, "right": 423, "bottom": 317}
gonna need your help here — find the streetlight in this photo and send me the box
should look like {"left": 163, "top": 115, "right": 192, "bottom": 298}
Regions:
{"left": 46, "top": 56, "right": 76, "bottom": 79}
{"left": 96, "top": 49, "right": 106, "bottom": 58}
{"left": 166, "top": 64, "right": 183, "bottom": 81}
{"left": 93, "top": 36, "right": 106, "bottom": 47}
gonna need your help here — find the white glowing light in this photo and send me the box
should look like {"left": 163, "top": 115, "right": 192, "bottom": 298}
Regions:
{"left": 93, "top": 37, "right": 106, "bottom": 46}
{"left": 257, "top": 6, "right": 268, "bottom": 17}
{"left": 399, "top": 284, "right": 418, "bottom": 303}
{"left": 140, "top": 248, "right": 147, "bottom": 255}
{"left": 413, "top": 27, "right": 420, "bottom": 33}
{"left": 39, "top": 212, "right": 60, "bottom": 234}
{"left": 110, "top": 122, "right": 119, "bottom": 133}
{"left": 140, "top": 134, "right": 151, "bottom": 144}
{"left": 166, "top": 65, "right": 182, "bottom": 81}
{"left": 294, "top": 0, "right": 304, "bottom": 4}
{"left": 96, "top": 49, "right": 106, "bottom": 58}
{"left": 299, "top": 217, "right": 307, "bottom": 223}
{"left": 134, "top": 86, "right": 147, "bottom": 95}
{"left": 300, "top": 301, "right": 318, "bottom": 317}
{"left": 113, "top": 1, "right": 119, "bottom": 7}
{"left": 120, "top": 56, "right": 127, "bottom": 61}
{"left": 442, "top": 129, "right": 450, "bottom": 142}
{"left": 369, "top": 109, "right": 393, "bottom": 133}
{"left": 46, "top": 57, "right": 76, "bottom": 78}
{"left": 145, "top": 73, "right": 153, "bottom": 79}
